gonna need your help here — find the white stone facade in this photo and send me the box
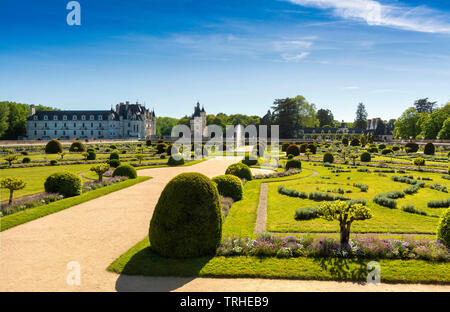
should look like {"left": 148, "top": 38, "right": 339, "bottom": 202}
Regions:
{"left": 26, "top": 101, "right": 156, "bottom": 140}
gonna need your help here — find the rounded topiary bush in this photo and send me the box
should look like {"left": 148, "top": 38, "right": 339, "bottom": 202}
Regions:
{"left": 307, "top": 143, "right": 317, "bottom": 154}
{"left": 22, "top": 157, "right": 31, "bottom": 164}
{"left": 50, "top": 159, "right": 58, "bottom": 166}
{"left": 286, "top": 159, "right": 302, "bottom": 170}
{"left": 225, "top": 163, "right": 253, "bottom": 181}
{"left": 350, "top": 138, "right": 360, "bottom": 147}
{"left": 281, "top": 142, "right": 290, "bottom": 152}
{"left": 381, "top": 148, "right": 393, "bottom": 155}
{"left": 392, "top": 146, "right": 400, "bottom": 152}
{"left": 108, "top": 159, "right": 121, "bottom": 168}
{"left": 145, "top": 139, "right": 152, "bottom": 147}
{"left": 286, "top": 144, "right": 300, "bottom": 157}
{"left": 323, "top": 152, "right": 334, "bottom": 163}
{"left": 149, "top": 172, "right": 222, "bottom": 258}
{"left": 112, "top": 164, "right": 137, "bottom": 179}
{"left": 299, "top": 143, "right": 308, "bottom": 153}
{"left": 342, "top": 138, "right": 349, "bottom": 146}
{"left": 167, "top": 154, "right": 185, "bottom": 166}
{"left": 69, "top": 141, "right": 86, "bottom": 152}
{"left": 212, "top": 174, "right": 243, "bottom": 201}
{"left": 360, "top": 152, "right": 371, "bottom": 162}
{"left": 424, "top": 142, "right": 435, "bottom": 155}
{"left": 378, "top": 144, "right": 386, "bottom": 150}
{"left": 367, "top": 147, "right": 378, "bottom": 153}
{"left": 87, "top": 151, "right": 96, "bottom": 160}
{"left": 242, "top": 153, "right": 258, "bottom": 166}
{"left": 44, "top": 171, "right": 82, "bottom": 197}
{"left": 437, "top": 208, "right": 450, "bottom": 248}
{"left": 156, "top": 143, "right": 167, "bottom": 154}
{"left": 109, "top": 152, "right": 120, "bottom": 160}
{"left": 405, "top": 142, "right": 419, "bottom": 153}
{"left": 45, "top": 139, "right": 63, "bottom": 154}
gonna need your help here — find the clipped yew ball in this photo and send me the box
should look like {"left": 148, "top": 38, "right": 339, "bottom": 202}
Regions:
{"left": 112, "top": 164, "right": 137, "bottom": 179}
{"left": 44, "top": 171, "right": 82, "bottom": 197}
{"left": 225, "top": 163, "right": 253, "bottom": 181}
{"left": 69, "top": 141, "right": 86, "bottom": 152}
{"left": 286, "top": 159, "right": 302, "bottom": 170}
{"left": 323, "top": 152, "right": 334, "bottom": 163}
{"left": 286, "top": 144, "right": 300, "bottom": 157}
{"left": 212, "top": 174, "right": 243, "bottom": 201}
{"left": 424, "top": 142, "right": 435, "bottom": 155}
{"left": 149, "top": 172, "right": 222, "bottom": 258}
{"left": 360, "top": 152, "right": 371, "bottom": 162}
{"left": 45, "top": 139, "right": 63, "bottom": 154}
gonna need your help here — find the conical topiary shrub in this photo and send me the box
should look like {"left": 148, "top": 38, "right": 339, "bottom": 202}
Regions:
{"left": 149, "top": 172, "right": 222, "bottom": 258}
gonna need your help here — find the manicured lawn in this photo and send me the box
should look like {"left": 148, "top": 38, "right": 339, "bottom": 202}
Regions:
{"left": 0, "top": 164, "right": 98, "bottom": 200}
{"left": 267, "top": 162, "right": 448, "bottom": 234}
{"left": 0, "top": 176, "right": 150, "bottom": 231}
{"left": 107, "top": 237, "right": 450, "bottom": 284}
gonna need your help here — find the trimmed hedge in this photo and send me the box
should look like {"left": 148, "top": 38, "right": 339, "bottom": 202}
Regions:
{"left": 373, "top": 194, "right": 397, "bottom": 209}
{"left": 285, "top": 159, "right": 302, "bottom": 170}
{"left": 323, "top": 152, "right": 334, "bottom": 163}
{"left": 109, "top": 152, "right": 120, "bottom": 160}
{"left": 294, "top": 207, "right": 318, "bottom": 220}
{"left": 225, "top": 163, "right": 253, "bottom": 181}
{"left": 69, "top": 141, "right": 86, "bottom": 152}
{"left": 45, "top": 139, "right": 63, "bottom": 154}
{"left": 286, "top": 144, "right": 300, "bottom": 157}
{"left": 212, "top": 174, "right": 243, "bottom": 201}
{"left": 149, "top": 172, "right": 222, "bottom": 258}
{"left": 424, "top": 142, "right": 435, "bottom": 155}
{"left": 437, "top": 208, "right": 450, "bottom": 248}
{"left": 108, "top": 159, "right": 121, "bottom": 168}
{"left": 360, "top": 152, "right": 371, "bottom": 162}
{"left": 22, "top": 157, "right": 31, "bottom": 164}
{"left": 87, "top": 151, "right": 96, "bottom": 160}
{"left": 427, "top": 199, "right": 450, "bottom": 208}
{"left": 112, "top": 165, "right": 137, "bottom": 179}
{"left": 167, "top": 154, "right": 185, "bottom": 166}
{"left": 405, "top": 142, "right": 419, "bottom": 153}
{"left": 44, "top": 171, "right": 82, "bottom": 197}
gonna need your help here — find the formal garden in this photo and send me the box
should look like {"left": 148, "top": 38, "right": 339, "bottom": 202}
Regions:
{"left": 107, "top": 138, "right": 450, "bottom": 284}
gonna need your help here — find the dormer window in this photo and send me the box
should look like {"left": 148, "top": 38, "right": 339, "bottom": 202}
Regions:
{"left": 33, "top": 116, "right": 38, "bottom": 121}
{"left": 73, "top": 115, "right": 77, "bottom": 120}
{"left": 90, "top": 115, "right": 94, "bottom": 120}
{"left": 98, "top": 115, "right": 103, "bottom": 121}
{"left": 63, "top": 115, "right": 67, "bottom": 120}
{"left": 44, "top": 115, "right": 48, "bottom": 120}
{"left": 53, "top": 115, "right": 58, "bottom": 121}
{"left": 81, "top": 115, "right": 86, "bottom": 120}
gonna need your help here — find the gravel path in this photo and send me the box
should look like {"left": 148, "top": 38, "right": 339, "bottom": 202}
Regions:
{"left": 0, "top": 159, "right": 448, "bottom": 292}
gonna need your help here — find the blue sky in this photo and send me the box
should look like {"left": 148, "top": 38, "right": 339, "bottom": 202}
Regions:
{"left": 0, "top": 0, "right": 449, "bottom": 121}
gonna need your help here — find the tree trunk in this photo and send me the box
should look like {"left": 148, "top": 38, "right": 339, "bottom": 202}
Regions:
{"left": 8, "top": 189, "right": 13, "bottom": 205}
{"left": 340, "top": 222, "right": 351, "bottom": 247}
{"left": 99, "top": 174, "right": 103, "bottom": 182}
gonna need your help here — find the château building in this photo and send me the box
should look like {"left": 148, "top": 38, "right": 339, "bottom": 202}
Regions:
{"left": 26, "top": 101, "right": 157, "bottom": 140}
{"left": 190, "top": 102, "right": 207, "bottom": 137}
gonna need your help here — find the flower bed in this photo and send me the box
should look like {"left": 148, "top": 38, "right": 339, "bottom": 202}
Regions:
{"left": 1, "top": 176, "right": 128, "bottom": 216}
{"left": 216, "top": 234, "right": 449, "bottom": 261}
{"left": 253, "top": 169, "right": 302, "bottom": 179}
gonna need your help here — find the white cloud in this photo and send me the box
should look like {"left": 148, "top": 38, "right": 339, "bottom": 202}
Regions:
{"left": 342, "top": 86, "right": 359, "bottom": 90}
{"left": 281, "top": 52, "right": 310, "bottom": 61}
{"left": 286, "top": 0, "right": 450, "bottom": 34}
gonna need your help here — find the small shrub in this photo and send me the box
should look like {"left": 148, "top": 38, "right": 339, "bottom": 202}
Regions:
{"left": 242, "top": 153, "right": 258, "bottom": 166}
{"left": 403, "top": 184, "right": 420, "bottom": 195}
{"left": 44, "top": 172, "right": 82, "bottom": 197}
{"left": 22, "top": 157, "right": 31, "bottom": 164}
{"left": 373, "top": 194, "right": 397, "bottom": 209}
{"left": 423, "top": 142, "right": 435, "bottom": 155}
{"left": 278, "top": 185, "right": 308, "bottom": 199}
{"left": 323, "top": 152, "right": 334, "bottom": 163}
{"left": 112, "top": 165, "right": 137, "bottom": 179}
{"left": 437, "top": 208, "right": 450, "bottom": 247}
{"left": 295, "top": 207, "right": 318, "bottom": 220}
{"left": 167, "top": 154, "right": 185, "bottom": 166}
{"left": 427, "top": 199, "right": 450, "bottom": 208}
{"left": 212, "top": 174, "right": 243, "bottom": 201}
{"left": 360, "top": 152, "right": 371, "bottom": 162}
{"left": 225, "top": 163, "right": 253, "bottom": 181}
{"left": 87, "top": 151, "right": 96, "bottom": 160}
{"left": 69, "top": 141, "right": 86, "bottom": 152}
{"left": 109, "top": 152, "right": 120, "bottom": 160}
{"left": 108, "top": 159, "right": 121, "bottom": 168}
{"left": 286, "top": 144, "right": 300, "bottom": 157}
{"left": 350, "top": 138, "right": 360, "bottom": 146}
{"left": 405, "top": 142, "right": 419, "bottom": 153}
{"left": 285, "top": 159, "right": 302, "bottom": 170}
{"left": 378, "top": 144, "right": 386, "bottom": 150}
{"left": 353, "top": 183, "right": 368, "bottom": 192}
{"left": 381, "top": 148, "right": 393, "bottom": 155}
{"left": 45, "top": 139, "right": 63, "bottom": 154}
{"left": 287, "top": 154, "right": 294, "bottom": 159}
{"left": 50, "top": 159, "right": 58, "bottom": 166}
{"left": 156, "top": 143, "right": 167, "bottom": 154}
{"left": 402, "top": 205, "right": 427, "bottom": 216}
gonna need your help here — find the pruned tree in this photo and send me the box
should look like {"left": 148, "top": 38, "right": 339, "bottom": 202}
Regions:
{"left": 318, "top": 200, "right": 372, "bottom": 246}
{"left": 1, "top": 176, "right": 26, "bottom": 206}
{"left": 4, "top": 155, "right": 18, "bottom": 167}
{"left": 89, "top": 164, "right": 110, "bottom": 182}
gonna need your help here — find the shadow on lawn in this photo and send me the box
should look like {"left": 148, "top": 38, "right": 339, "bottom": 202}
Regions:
{"left": 115, "top": 247, "right": 213, "bottom": 292}
{"left": 314, "top": 257, "right": 369, "bottom": 284}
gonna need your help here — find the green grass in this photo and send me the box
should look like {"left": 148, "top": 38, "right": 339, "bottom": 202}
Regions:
{"left": 266, "top": 162, "right": 448, "bottom": 234}
{"left": 0, "top": 176, "right": 150, "bottom": 231}
{"left": 0, "top": 164, "right": 98, "bottom": 200}
{"left": 107, "top": 237, "right": 450, "bottom": 284}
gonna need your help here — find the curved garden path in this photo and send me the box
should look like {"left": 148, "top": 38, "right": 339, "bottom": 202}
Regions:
{"left": 0, "top": 158, "right": 448, "bottom": 292}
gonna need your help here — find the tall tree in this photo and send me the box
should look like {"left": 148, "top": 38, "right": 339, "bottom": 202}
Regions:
{"left": 414, "top": 98, "right": 437, "bottom": 114}
{"left": 317, "top": 108, "right": 334, "bottom": 127}
{"left": 354, "top": 103, "right": 368, "bottom": 129}
{"left": 271, "top": 97, "right": 301, "bottom": 138}
{"left": 0, "top": 102, "right": 9, "bottom": 138}
{"left": 393, "top": 107, "right": 420, "bottom": 139}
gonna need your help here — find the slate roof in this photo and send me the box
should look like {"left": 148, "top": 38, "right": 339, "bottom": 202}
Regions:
{"left": 27, "top": 110, "right": 115, "bottom": 121}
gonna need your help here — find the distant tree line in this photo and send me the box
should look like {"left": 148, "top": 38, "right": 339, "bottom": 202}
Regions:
{"left": 0, "top": 101, "right": 57, "bottom": 139}
{"left": 394, "top": 98, "right": 450, "bottom": 140}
